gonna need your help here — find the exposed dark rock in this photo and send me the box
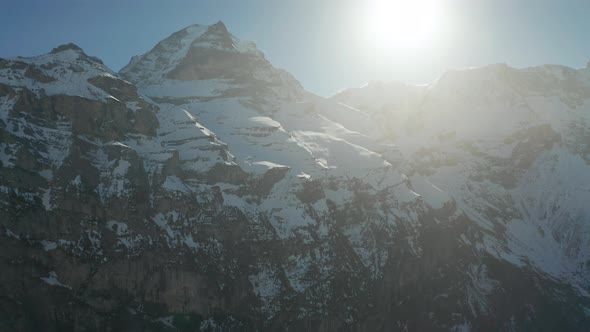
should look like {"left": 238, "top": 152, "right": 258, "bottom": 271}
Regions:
{"left": 50, "top": 43, "right": 84, "bottom": 54}
{"left": 24, "top": 65, "right": 56, "bottom": 83}
{"left": 296, "top": 179, "right": 325, "bottom": 204}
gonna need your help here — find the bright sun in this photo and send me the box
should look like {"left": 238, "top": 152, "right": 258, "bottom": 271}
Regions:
{"left": 366, "top": 0, "right": 442, "bottom": 52}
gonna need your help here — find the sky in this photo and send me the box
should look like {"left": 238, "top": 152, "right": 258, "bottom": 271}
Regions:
{"left": 1, "top": 0, "right": 590, "bottom": 96}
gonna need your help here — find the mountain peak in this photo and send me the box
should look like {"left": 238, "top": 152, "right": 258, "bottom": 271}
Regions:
{"left": 47, "top": 42, "right": 104, "bottom": 65}
{"left": 119, "top": 22, "right": 303, "bottom": 101}
{"left": 195, "top": 20, "right": 234, "bottom": 50}
{"left": 50, "top": 43, "right": 84, "bottom": 54}
{"left": 211, "top": 20, "right": 227, "bottom": 29}
{"left": 120, "top": 21, "right": 251, "bottom": 83}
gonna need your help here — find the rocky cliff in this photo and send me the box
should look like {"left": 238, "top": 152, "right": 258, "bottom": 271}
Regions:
{"left": 1, "top": 22, "right": 589, "bottom": 331}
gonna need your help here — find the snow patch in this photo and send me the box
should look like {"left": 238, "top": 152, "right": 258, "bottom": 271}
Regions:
{"left": 162, "top": 176, "right": 190, "bottom": 193}
{"left": 410, "top": 176, "right": 452, "bottom": 209}
{"left": 106, "top": 220, "right": 129, "bottom": 236}
{"left": 40, "top": 271, "right": 72, "bottom": 289}
{"left": 40, "top": 240, "right": 57, "bottom": 251}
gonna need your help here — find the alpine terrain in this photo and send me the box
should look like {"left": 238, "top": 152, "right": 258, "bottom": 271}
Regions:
{"left": 1, "top": 21, "right": 589, "bottom": 331}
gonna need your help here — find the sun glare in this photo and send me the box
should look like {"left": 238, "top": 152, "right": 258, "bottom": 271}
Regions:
{"left": 366, "top": 0, "right": 442, "bottom": 53}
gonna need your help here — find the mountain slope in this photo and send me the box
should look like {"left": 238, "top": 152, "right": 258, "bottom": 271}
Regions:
{"left": 0, "top": 23, "right": 589, "bottom": 331}
{"left": 333, "top": 63, "right": 590, "bottom": 294}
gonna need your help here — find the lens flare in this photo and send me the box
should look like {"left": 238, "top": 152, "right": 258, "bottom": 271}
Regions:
{"left": 366, "top": 0, "right": 442, "bottom": 52}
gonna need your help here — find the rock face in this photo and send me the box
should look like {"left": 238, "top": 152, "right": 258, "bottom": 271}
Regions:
{"left": 1, "top": 23, "right": 589, "bottom": 331}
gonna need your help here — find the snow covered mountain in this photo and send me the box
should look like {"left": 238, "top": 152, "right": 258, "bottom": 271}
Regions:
{"left": 333, "top": 64, "right": 590, "bottom": 291}
{"left": 1, "top": 22, "right": 589, "bottom": 331}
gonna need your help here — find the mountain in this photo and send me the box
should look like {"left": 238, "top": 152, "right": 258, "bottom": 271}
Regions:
{"left": 332, "top": 64, "right": 590, "bottom": 288}
{"left": 1, "top": 22, "right": 589, "bottom": 331}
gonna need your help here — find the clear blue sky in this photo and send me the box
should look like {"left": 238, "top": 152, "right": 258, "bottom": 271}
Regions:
{"left": 1, "top": 0, "right": 590, "bottom": 96}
